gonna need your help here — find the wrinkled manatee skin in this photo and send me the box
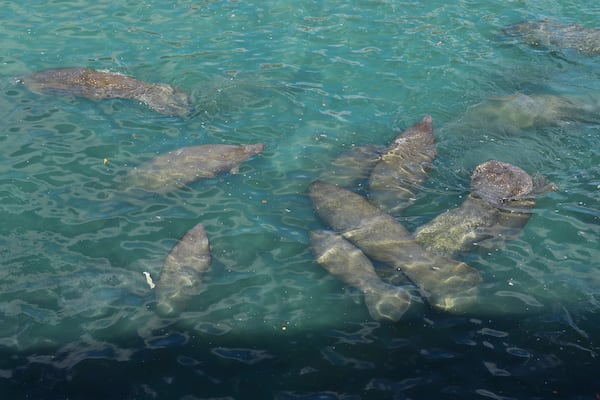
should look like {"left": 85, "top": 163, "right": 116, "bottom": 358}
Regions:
{"left": 414, "top": 196, "right": 531, "bottom": 256}
{"left": 503, "top": 20, "right": 600, "bottom": 55}
{"left": 21, "top": 67, "right": 191, "bottom": 116}
{"left": 308, "top": 180, "right": 481, "bottom": 313}
{"left": 127, "top": 143, "right": 264, "bottom": 191}
{"left": 310, "top": 230, "right": 411, "bottom": 322}
{"left": 470, "top": 160, "right": 533, "bottom": 204}
{"left": 156, "top": 223, "right": 211, "bottom": 317}
{"left": 414, "top": 160, "right": 553, "bottom": 257}
{"left": 368, "top": 115, "right": 436, "bottom": 215}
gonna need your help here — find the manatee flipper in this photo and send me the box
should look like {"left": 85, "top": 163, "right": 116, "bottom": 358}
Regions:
{"left": 368, "top": 115, "right": 436, "bottom": 215}
{"left": 310, "top": 229, "right": 411, "bottom": 322}
{"left": 156, "top": 223, "right": 211, "bottom": 317}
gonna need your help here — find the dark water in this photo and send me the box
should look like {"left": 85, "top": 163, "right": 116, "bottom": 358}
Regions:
{"left": 1, "top": 1, "right": 599, "bottom": 399}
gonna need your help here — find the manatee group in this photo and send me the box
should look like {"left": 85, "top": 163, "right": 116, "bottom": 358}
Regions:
{"left": 318, "top": 115, "right": 436, "bottom": 208}
{"left": 310, "top": 116, "right": 469, "bottom": 320}
{"left": 14, "top": 45, "right": 564, "bottom": 329}
{"left": 309, "top": 159, "right": 553, "bottom": 321}
{"left": 459, "top": 20, "right": 600, "bottom": 134}
{"left": 20, "top": 67, "right": 191, "bottom": 116}
{"left": 309, "top": 179, "right": 482, "bottom": 316}
{"left": 306, "top": 111, "right": 560, "bottom": 321}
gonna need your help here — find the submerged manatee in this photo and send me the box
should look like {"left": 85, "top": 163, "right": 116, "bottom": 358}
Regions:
{"left": 414, "top": 160, "right": 557, "bottom": 257}
{"left": 20, "top": 67, "right": 191, "bottom": 116}
{"left": 310, "top": 229, "right": 411, "bottom": 322}
{"left": 156, "top": 223, "right": 211, "bottom": 316}
{"left": 461, "top": 93, "right": 599, "bottom": 132}
{"left": 368, "top": 115, "right": 436, "bottom": 215}
{"left": 308, "top": 180, "right": 481, "bottom": 313}
{"left": 127, "top": 143, "right": 264, "bottom": 191}
{"left": 319, "top": 144, "right": 385, "bottom": 188}
{"left": 503, "top": 20, "right": 600, "bottom": 55}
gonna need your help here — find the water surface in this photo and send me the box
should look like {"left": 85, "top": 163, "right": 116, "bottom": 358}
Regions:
{"left": 1, "top": 1, "right": 599, "bottom": 399}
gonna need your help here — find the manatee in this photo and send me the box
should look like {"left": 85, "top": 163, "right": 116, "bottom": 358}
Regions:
{"left": 414, "top": 160, "right": 557, "bottom": 257}
{"left": 461, "top": 93, "right": 598, "bottom": 132}
{"left": 308, "top": 180, "right": 481, "bottom": 313}
{"left": 156, "top": 223, "right": 211, "bottom": 316}
{"left": 319, "top": 144, "right": 385, "bottom": 188}
{"left": 310, "top": 229, "right": 411, "bottom": 322}
{"left": 368, "top": 115, "right": 436, "bottom": 215}
{"left": 503, "top": 20, "right": 600, "bottom": 55}
{"left": 127, "top": 143, "right": 264, "bottom": 191}
{"left": 20, "top": 67, "right": 191, "bottom": 116}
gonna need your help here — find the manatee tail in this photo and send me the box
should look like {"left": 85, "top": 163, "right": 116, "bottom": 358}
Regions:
{"left": 363, "top": 281, "right": 411, "bottom": 322}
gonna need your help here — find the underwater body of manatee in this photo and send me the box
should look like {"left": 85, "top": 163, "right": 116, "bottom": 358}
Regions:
{"left": 459, "top": 92, "right": 600, "bottom": 133}
{"left": 503, "top": 19, "right": 600, "bottom": 55}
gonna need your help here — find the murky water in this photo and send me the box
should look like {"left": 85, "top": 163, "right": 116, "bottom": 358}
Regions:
{"left": 1, "top": 1, "right": 599, "bottom": 398}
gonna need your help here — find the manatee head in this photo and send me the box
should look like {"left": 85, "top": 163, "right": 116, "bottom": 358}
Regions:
{"left": 470, "top": 160, "right": 534, "bottom": 206}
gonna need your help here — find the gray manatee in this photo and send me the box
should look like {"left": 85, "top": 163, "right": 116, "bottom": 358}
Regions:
{"left": 319, "top": 144, "right": 385, "bottom": 188}
{"left": 414, "top": 160, "right": 557, "bottom": 257}
{"left": 368, "top": 115, "right": 436, "bottom": 215}
{"left": 308, "top": 180, "right": 481, "bottom": 313}
{"left": 20, "top": 67, "right": 191, "bottom": 116}
{"left": 461, "top": 93, "right": 600, "bottom": 132}
{"left": 156, "top": 223, "right": 211, "bottom": 317}
{"left": 310, "top": 229, "right": 411, "bottom": 322}
{"left": 126, "top": 143, "right": 264, "bottom": 191}
{"left": 503, "top": 20, "right": 600, "bottom": 55}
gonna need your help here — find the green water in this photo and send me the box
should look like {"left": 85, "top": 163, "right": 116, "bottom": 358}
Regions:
{"left": 1, "top": 1, "right": 600, "bottom": 398}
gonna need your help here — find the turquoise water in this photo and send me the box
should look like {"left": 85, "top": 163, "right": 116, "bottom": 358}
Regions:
{"left": 1, "top": 0, "right": 600, "bottom": 398}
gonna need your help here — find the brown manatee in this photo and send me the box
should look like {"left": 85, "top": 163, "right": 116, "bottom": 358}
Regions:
{"left": 414, "top": 160, "right": 557, "bottom": 257}
{"left": 20, "top": 67, "right": 190, "bottom": 116}
{"left": 308, "top": 180, "right": 481, "bottom": 313}
{"left": 156, "top": 223, "right": 211, "bottom": 317}
{"left": 127, "top": 143, "right": 264, "bottom": 191}
{"left": 368, "top": 115, "right": 436, "bottom": 215}
{"left": 310, "top": 229, "right": 411, "bottom": 322}
{"left": 503, "top": 19, "right": 600, "bottom": 55}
